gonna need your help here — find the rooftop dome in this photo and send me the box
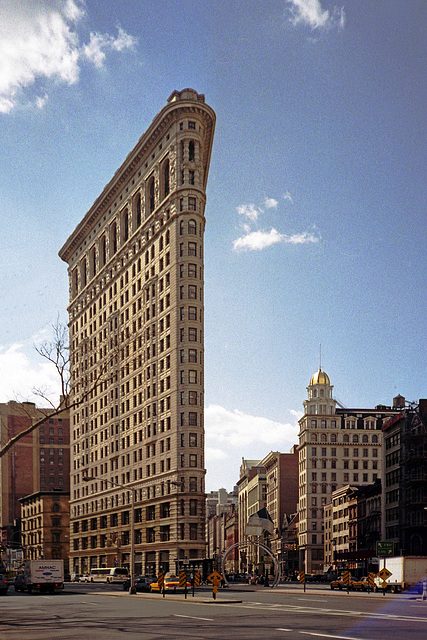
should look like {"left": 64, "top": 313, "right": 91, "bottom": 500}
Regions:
{"left": 309, "top": 368, "right": 330, "bottom": 386}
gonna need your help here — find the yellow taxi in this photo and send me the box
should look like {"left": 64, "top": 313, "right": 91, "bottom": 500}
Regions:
{"left": 150, "top": 573, "right": 191, "bottom": 593}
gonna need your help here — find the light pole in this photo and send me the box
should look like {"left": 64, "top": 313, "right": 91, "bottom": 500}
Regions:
{"left": 170, "top": 480, "right": 184, "bottom": 574}
{"left": 82, "top": 474, "right": 136, "bottom": 594}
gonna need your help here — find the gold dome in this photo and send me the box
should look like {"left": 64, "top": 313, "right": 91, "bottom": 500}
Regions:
{"left": 309, "top": 369, "right": 330, "bottom": 386}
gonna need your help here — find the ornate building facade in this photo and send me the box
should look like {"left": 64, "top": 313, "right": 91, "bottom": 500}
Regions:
{"left": 298, "top": 368, "right": 402, "bottom": 574}
{"left": 59, "top": 89, "right": 215, "bottom": 576}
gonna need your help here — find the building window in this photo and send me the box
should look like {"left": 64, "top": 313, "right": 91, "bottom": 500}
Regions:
{"left": 189, "top": 523, "right": 198, "bottom": 540}
{"left": 189, "top": 454, "right": 197, "bottom": 467}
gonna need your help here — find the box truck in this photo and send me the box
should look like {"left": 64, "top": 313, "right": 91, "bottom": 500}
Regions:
{"left": 374, "top": 556, "right": 427, "bottom": 593}
{"left": 24, "top": 560, "right": 64, "bottom": 593}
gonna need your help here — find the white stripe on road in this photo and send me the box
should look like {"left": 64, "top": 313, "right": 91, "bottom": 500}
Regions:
{"left": 173, "top": 614, "right": 214, "bottom": 621}
{"left": 299, "top": 633, "right": 372, "bottom": 640}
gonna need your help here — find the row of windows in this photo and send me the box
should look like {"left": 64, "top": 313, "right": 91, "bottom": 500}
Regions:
{"left": 308, "top": 432, "right": 379, "bottom": 444}
{"left": 310, "top": 447, "right": 378, "bottom": 457}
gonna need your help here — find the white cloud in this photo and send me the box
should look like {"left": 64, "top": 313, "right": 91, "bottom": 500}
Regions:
{"left": 205, "top": 404, "right": 299, "bottom": 491}
{"left": 264, "top": 197, "right": 278, "bottom": 209}
{"left": 236, "top": 203, "right": 260, "bottom": 223}
{"left": 286, "top": 0, "right": 345, "bottom": 31}
{"left": 35, "top": 94, "right": 49, "bottom": 110}
{"left": 283, "top": 231, "right": 321, "bottom": 244}
{"left": 233, "top": 228, "right": 284, "bottom": 251}
{"left": 284, "top": 190, "right": 294, "bottom": 203}
{"left": 233, "top": 228, "right": 320, "bottom": 251}
{"left": 0, "top": 342, "right": 62, "bottom": 405}
{"left": 82, "top": 28, "right": 137, "bottom": 68}
{"left": 0, "top": 1, "right": 137, "bottom": 114}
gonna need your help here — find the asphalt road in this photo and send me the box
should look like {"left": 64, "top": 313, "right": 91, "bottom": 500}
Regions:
{"left": 1, "top": 583, "right": 426, "bottom": 639}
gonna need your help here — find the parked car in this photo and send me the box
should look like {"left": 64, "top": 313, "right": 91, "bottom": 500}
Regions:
{"left": 330, "top": 576, "right": 355, "bottom": 590}
{"left": 0, "top": 574, "right": 9, "bottom": 595}
{"left": 79, "top": 574, "right": 91, "bottom": 582}
{"left": 122, "top": 576, "right": 154, "bottom": 592}
{"left": 14, "top": 574, "right": 27, "bottom": 592}
{"left": 70, "top": 573, "right": 81, "bottom": 582}
{"left": 150, "top": 573, "right": 191, "bottom": 593}
{"left": 352, "top": 577, "right": 371, "bottom": 591}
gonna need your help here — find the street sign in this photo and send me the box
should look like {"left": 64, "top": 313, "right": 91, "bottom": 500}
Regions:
{"left": 376, "top": 541, "right": 394, "bottom": 557}
{"left": 378, "top": 567, "right": 392, "bottom": 581}
{"left": 208, "top": 570, "right": 223, "bottom": 600}
{"left": 368, "top": 572, "right": 375, "bottom": 588}
{"left": 298, "top": 571, "right": 305, "bottom": 584}
{"left": 208, "top": 570, "right": 223, "bottom": 583}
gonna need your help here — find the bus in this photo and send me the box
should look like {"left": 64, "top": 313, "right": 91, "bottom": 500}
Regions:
{"left": 84, "top": 567, "right": 128, "bottom": 583}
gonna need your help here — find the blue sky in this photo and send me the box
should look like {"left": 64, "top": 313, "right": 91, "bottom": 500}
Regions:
{"left": 0, "top": 0, "right": 425, "bottom": 491}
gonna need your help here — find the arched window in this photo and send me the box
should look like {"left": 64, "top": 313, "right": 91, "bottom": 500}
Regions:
{"left": 100, "top": 235, "right": 106, "bottom": 267}
{"left": 81, "top": 258, "right": 87, "bottom": 288}
{"left": 188, "top": 219, "right": 197, "bottom": 235}
{"left": 148, "top": 177, "right": 155, "bottom": 214}
{"left": 90, "top": 246, "right": 96, "bottom": 278}
{"left": 362, "top": 435, "right": 368, "bottom": 443}
{"left": 110, "top": 222, "right": 117, "bottom": 256}
{"left": 122, "top": 209, "right": 129, "bottom": 242}
{"left": 52, "top": 503, "right": 60, "bottom": 513}
{"left": 135, "top": 193, "right": 142, "bottom": 227}
{"left": 72, "top": 268, "right": 78, "bottom": 297}
{"left": 372, "top": 434, "right": 378, "bottom": 443}
{"left": 343, "top": 434, "right": 349, "bottom": 443}
{"left": 320, "top": 389, "right": 324, "bottom": 397}
{"left": 330, "top": 433, "right": 337, "bottom": 443}
{"left": 321, "top": 433, "right": 327, "bottom": 442}
{"left": 352, "top": 434, "right": 359, "bottom": 443}
{"left": 163, "top": 160, "right": 170, "bottom": 198}
{"left": 189, "top": 140, "right": 195, "bottom": 161}
{"left": 180, "top": 220, "right": 185, "bottom": 235}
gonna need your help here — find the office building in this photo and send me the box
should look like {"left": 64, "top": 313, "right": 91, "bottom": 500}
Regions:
{"left": 298, "top": 368, "right": 403, "bottom": 574}
{"left": 0, "top": 401, "right": 70, "bottom": 550}
{"left": 59, "top": 89, "right": 215, "bottom": 576}
{"left": 382, "top": 399, "right": 427, "bottom": 555}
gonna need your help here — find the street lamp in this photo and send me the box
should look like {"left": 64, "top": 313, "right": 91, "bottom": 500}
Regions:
{"left": 82, "top": 473, "right": 136, "bottom": 595}
{"left": 170, "top": 480, "right": 184, "bottom": 574}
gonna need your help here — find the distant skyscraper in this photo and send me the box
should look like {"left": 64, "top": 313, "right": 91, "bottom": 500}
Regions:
{"left": 297, "top": 369, "right": 402, "bottom": 574}
{"left": 59, "top": 89, "right": 215, "bottom": 576}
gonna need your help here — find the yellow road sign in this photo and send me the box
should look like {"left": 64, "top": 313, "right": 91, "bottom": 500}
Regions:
{"left": 378, "top": 567, "right": 392, "bottom": 581}
{"left": 208, "top": 570, "right": 223, "bottom": 584}
{"left": 298, "top": 571, "right": 305, "bottom": 583}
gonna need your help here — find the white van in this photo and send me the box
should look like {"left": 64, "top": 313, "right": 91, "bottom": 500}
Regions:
{"left": 106, "top": 567, "right": 128, "bottom": 583}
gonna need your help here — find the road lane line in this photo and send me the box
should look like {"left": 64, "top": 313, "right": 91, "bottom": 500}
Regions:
{"left": 299, "top": 633, "right": 372, "bottom": 640}
{"left": 173, "top": 614, "right": 213, "bottom": 621}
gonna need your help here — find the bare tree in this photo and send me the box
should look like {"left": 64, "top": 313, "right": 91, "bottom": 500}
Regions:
{"left": 0, "top": 319, "right": 114, "bottom": 459}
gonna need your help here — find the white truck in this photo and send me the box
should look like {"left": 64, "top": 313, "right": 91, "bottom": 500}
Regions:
{"left": 24, "top": 560, "right": 64, "bottom": 593}
{"left": 374, "top": 556, "right": 427, "bottom": 593}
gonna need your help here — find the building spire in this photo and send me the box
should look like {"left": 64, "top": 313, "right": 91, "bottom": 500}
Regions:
{"left": 319, "top": 343, "right": 322, "bottom": 371}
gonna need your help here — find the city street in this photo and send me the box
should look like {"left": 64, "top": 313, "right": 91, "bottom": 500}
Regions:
{"left": 1, "top": 583, "right": 426, "bottom": 640}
